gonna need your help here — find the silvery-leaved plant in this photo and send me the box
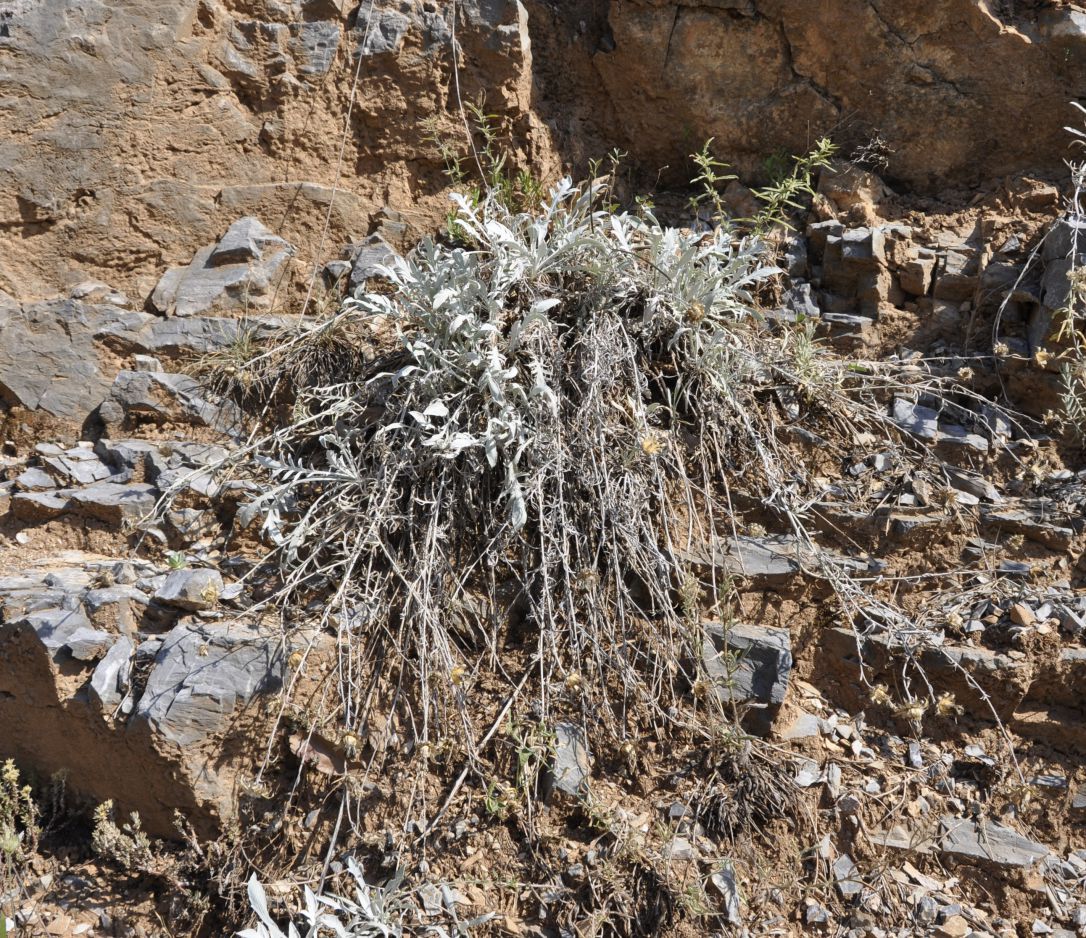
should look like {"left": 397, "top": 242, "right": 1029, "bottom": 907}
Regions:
{"left": 337, "top": 177, "right": 776, "bottom": 530}
{"left": 239, "top": 859, "right": 488, "bottom": 938}
{"left": 206, "top": 168, "right": 962, "bottom": 812}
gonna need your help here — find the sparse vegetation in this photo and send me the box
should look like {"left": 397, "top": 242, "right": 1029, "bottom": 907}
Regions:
{"left": 0, "top": 761, "right": 36, "bottom": 936}
{"left": 91, "top": 801, "right": 155, "bottom": 873}
{"left": 423, "top": 94, "right": 545, "bottom": 240}
{"left": 1053, "top": 152, "right": 1086, "bottom": 439}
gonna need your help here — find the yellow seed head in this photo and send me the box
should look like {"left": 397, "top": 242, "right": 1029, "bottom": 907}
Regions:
{"left": 450, "top": 665, "right": 467, "bottom": 686}
{"left": 895, "top": 700, "right": 927, "bottom": 722}
{"left": 869, "top": 684, "right": 892, "bottom": 707}
{"left": 935, "top": 693, "right": 963, "bottom": 718}
{"left": 640, "top": 432, "right": 666, "bottom": 457}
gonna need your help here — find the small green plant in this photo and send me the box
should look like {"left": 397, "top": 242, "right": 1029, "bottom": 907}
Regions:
{"left": 751, "top": 136, "right": 837, "bottom": 232}
{"left": 1, "top": 761, "right": 38, "bottom": 938}
{"left": 1033, "top": 106, "right": 1086, "bottom": 439}
{"left": 785, "top": 315, "right": 836, "bottom": 395}
{"left": 508, "top": 720, "right": 555, "bottom": 801}
{"left": 688, "top": 138, "right": 738, "bottom": 222}
{"left": 484, "top": 780, "right": 514, "bottom": 819}
{"left": 167, "top": 551, "right": 188, "bottom": 570}
{"left": 92, "top": 800, "right": 155, "bottom": 872}
{"left": 427, "top": 95, "right": 545, "bottom": 238}
{"left": 689, "top": 136, "right": 837, "bottom": 232}
{"left": 1052, "top": 203, "right": 1086, "bottom": 439}
{"left": 0, "top": 760, "right": 37, "bottom": 862}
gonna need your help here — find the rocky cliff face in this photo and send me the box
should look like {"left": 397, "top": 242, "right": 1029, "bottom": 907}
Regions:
{"left": 4, "top": 1, "right": 1086, "bottom": 305}
{"left": 0, "top": 0, "right": 552, "bottom": 302}
{"left": 530, "top": 0, "right": 1086, "bottom": 188}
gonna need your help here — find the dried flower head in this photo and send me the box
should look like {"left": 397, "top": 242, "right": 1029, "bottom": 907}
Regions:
{"left": 685, "top": 301, "right": 707, "bottom": 324}
{"left": 869, "top": 684, "right": 892, "bottom": 707}
{"left": 640, "top": 431, "right": 666, "bottom": 457}
{"left": 573, "top": 568, "right": 599, "bottom": 593}
{"left": 895, "top": 699, "right": 927, "bottom": 722}
{"left": 935, "top": 693, "right": 963, "bottom": 718}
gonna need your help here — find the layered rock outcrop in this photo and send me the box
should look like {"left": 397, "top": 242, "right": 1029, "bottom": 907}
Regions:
{"left": 5, "top": 1, "right": 1086, "bottom": 308}
{"left": 532, "top": 0, "right": 1086, "bottom": 189}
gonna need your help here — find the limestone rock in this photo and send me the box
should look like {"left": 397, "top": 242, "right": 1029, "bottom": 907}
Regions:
{"left": 11, "top": 607, "right": 94, "bottom": 657}
{"left": 893, "top": 399, "right": 939, "bottom": 441}
{"left": 0, "top": 298, "right": 146, "bottom": 421}
{"left": 68, "top": 483, "right": 158, "bottom": 527}
{"left": 290, "top": 21, "right": 341, "bottom": 76}
{"left": 549, "top": 722, "right": 591, "bottom": 797}
{"left": 41, "top": 448, "right": 115, "bottom": 487}
{"left": 347, "top": 233, "right": 399, "bottom": 295}
{"left": 99, "top": 370, "right": 240, "bottom": 433}
{"left": 15, "top": 467, "right": 57, "bottom": 491}
{"left": 150, "top": 219, "right": 295, "bottom": 318}
{"left": 89, "top": 635, "right": 134, "bottom": 713}
{"left": 64, "top": 627, "right": 116, "bottom": 662}
{"left": 938, "top": 816, "right": 1050, "bottom": 868}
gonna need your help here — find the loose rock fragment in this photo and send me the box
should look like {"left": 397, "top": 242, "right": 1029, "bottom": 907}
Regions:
{"left": 153, "top": 569, "right": 224, "bottom": 611}
{"left": 549, "top": 722, "right": 591, "bottom": 797}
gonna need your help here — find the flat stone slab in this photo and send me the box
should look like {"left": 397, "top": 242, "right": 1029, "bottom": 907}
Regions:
{"left": 69, "top": 482, "right": 158, "bottom": 526}
{"left": 937, "top": 816, "right": 1050, "bottom": 868}
{"left": 65, "top": 626, "right": 116, "bottom": 661}
{"left": 154, "top": 568, "right": 224, "bottom": 611}
{"left": 549, "top": 722, "right": 591, "bottom": 797}
{"left": 702, "top": 621, "right": 792, "bottom": 707}
{"left": 12, "top": 607, "right": 94, "bottom": 656}
{"left": 134, "top": 621, "right": 284, "bottom": 747}
{"left": 90, "top": 635, "right": 134, "bottom": 713}
{"left": 676, "top": 535, "right": 872, "bottom": 589}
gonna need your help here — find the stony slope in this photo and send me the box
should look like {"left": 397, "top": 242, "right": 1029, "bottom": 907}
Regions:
{"left": 1, "top": 3, "right": 1085, "bottom": 938}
